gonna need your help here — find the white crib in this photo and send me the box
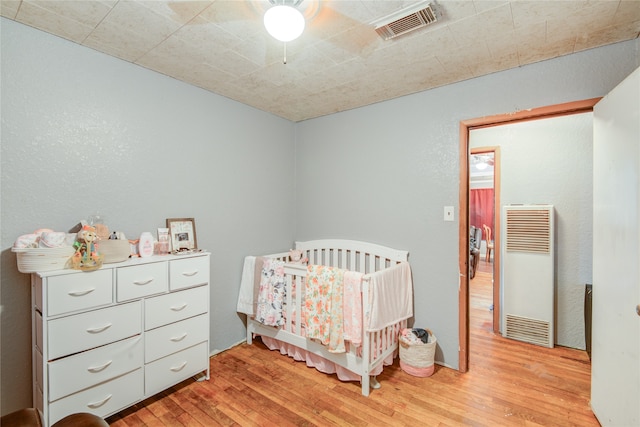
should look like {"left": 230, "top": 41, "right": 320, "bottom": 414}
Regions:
{"left": 242, "top": 239, "right": 412, "bottom": 396}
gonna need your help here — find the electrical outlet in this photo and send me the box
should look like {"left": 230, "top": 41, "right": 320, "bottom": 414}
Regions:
{"left": 444, "top": 206, "right": 454, "bottom": 221}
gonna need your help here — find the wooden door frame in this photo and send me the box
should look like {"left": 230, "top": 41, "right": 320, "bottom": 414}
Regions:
{"left": 458, "top": 97, "right": 601, "bottom": 372}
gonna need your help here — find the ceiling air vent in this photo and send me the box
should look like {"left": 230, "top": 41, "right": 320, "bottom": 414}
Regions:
{"left": 371, "top": 1, "right": 437, "bottom": 40}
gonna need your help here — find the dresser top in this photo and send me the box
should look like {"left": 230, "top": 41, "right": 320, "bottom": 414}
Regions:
{"left": 35, "top": 251, "right": 210, "bottom": 278}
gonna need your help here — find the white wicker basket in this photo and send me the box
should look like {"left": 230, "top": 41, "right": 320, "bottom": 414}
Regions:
{"left": 12, "top": 246, "right": 75, "bottom": 273}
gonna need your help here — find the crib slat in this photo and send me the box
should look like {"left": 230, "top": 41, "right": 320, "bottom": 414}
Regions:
{"left": 285, "top": 274, "right": 293, "bottom": 332}
{"left": 295, "top": 271, "right": 303, "bottom": 335}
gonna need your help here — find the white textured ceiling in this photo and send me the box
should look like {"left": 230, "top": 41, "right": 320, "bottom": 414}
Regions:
{"left": 2, "top": 0, "right": 639, "bottom": 122}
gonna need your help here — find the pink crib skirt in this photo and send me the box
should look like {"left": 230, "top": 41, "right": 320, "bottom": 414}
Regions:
{"left": 260, "top": 336, "right": 392, "bottom": 382}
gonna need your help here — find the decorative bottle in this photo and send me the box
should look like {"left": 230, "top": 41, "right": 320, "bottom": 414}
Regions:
{"left": 138, "top": 232, "right": 154, "bottom": 258}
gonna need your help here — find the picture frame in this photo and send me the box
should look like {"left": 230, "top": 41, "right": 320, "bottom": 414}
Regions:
{"left": 166, "top": 218, "right": 197, "bottom": 252}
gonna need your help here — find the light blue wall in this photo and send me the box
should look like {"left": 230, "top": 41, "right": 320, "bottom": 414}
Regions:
{"left": 295, "top": 39, "right": 639, "bottom": 368}
{"left": 1, "top": 18, "right": 295, "bottom": 414}
{"left": 2, "top": 15, "right": 639, "bottom": 416}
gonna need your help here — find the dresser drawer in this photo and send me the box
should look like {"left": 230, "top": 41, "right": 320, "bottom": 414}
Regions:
{"left": 169, "top": 256, "right": 209, "bottom": 291}
{"left": 48, "top": 368, "right": 143, "bottom": 425}
{"left": 46, "top": 269, "right": 113, "bottom": 316}
{"left": 145, "top": 285, "right": 208, "bottom": 330}
{"left": 145, "top": 341, "right": 208, "bottom": 397}
{"left": 145, "top": 314, "right": 208, "bottom": 363}
{"left": 47, "top": 301, "right": 141, "bottom": 360}
{"left": 48, "top": 335, "right": 143, "bottom": 401}
{"left": 117, "top": 262, "right": 168, "bottom": 302}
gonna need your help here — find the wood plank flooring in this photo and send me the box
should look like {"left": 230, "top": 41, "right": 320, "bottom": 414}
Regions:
{"left": 106, "top": 260, "right": 598, "bottom": 426}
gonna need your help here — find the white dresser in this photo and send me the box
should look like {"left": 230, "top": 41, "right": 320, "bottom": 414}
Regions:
{"left": 30, "top": 252, "right": 210, "bottom": 426}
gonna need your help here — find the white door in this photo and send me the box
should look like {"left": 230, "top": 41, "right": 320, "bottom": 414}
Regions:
{"left": 591, "top": 67, "right": 640, "bottom": 426}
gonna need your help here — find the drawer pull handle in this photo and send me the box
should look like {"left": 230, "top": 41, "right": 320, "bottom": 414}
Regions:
{"left": 133, "top": 278, "right": 154, "bottom": 286}
{"left": 170, "top": 333, "right": 188, "bottom": 342}
{"left": 86, "top": 323, "right": 112, "bottom": 334}
{"left": 170, "top": 361, "right": 187, "bottom": 372}
{"left": 68, "top": 288, "right": 95, "bottom": 297}
{"left": 182, "top": 270, "right": 198, "bottom": 277}
{"left": 87, "top": 394, "right": 112, "bottom": 409}
{"left": 171, "top": 303, "right": 188, "bottom": 311}
{"left": 87, "top": 360, "right": 113, "bottom": 373}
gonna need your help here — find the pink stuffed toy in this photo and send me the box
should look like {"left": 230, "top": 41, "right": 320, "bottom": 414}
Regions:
{"left": 288, "top": 249, "right": 308, "bottom": 265}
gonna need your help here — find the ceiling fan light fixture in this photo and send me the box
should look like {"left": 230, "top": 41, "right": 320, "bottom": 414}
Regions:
{"left": 264, "top": 4, "right": 305, "bottom": 42}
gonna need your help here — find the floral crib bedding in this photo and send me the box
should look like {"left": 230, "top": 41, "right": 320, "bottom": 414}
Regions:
{"left": 244, "top": 257, "right": 367, "bottom": 354}
{"left": 237, "top": 256, "right": 378, "bottom": 382}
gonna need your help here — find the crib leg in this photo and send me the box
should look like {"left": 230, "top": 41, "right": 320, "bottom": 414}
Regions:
{"left": 361, "top": 375, "right": 369, "bottom": 396}
{"left": 247, "top": 324, "right": 253, "bottom": 345}
{"left": 360, "top": 375, "right": 381, "bottom": 396}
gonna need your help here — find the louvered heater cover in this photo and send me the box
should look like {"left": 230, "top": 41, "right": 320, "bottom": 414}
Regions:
{"left": 501, "top": 205, "right": 555, "bottom": 348}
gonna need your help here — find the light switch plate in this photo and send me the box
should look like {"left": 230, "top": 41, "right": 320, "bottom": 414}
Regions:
{"left": 444, "top": 206, "right": 454, "bottom": 221}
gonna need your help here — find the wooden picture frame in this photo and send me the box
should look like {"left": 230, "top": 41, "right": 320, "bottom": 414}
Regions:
{"left": 166, "top": 218, "right": 197, "bottom": 252}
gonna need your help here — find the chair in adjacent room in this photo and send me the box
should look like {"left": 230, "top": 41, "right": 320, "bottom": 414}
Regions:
{"left": 483, "top": 224, "right": 494, "bottom": 262}
{"left": 469, "top": 226, "right": 482, "bottom": 279}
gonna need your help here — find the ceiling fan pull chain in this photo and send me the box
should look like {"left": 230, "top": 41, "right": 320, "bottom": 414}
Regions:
{"left": 283, "top": 42, "right": 287, "bottom": 64}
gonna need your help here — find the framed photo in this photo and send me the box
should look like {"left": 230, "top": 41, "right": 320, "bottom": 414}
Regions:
{"left": 166, "top": 218, "right": 197, "bottom": 252}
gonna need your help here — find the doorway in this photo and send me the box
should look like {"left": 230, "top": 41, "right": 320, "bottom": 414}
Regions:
{"left": 469, "top": 148, "right": 499, "bottom": 334}
{"left": 457, "top": 98, "right": 600, "bottom": 372}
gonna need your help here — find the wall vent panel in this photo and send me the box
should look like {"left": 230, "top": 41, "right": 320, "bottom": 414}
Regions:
{"left": 502, "top": 205, "right": 555, "bottom": 348}
{"left": 505, "top": 314, "right": 551, "bottom": 347}
{"left": 506, "top": 208, "right": 551, "bottom": 253}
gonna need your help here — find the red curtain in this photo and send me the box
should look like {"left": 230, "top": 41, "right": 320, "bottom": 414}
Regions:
{"left": 470, "top": 189, "right": 494, "bottom": 238}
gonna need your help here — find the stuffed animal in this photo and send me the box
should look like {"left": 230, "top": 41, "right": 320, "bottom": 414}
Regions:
{"left": 72, "top": 225, "right": 103, "bottom": 270}
{"left": 288, "top": 249, "right": 308, "bottom": 265}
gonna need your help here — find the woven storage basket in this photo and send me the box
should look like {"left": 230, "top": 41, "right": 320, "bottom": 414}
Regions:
{"left": 12, "top": 246, "right": 75, "bottom": 273}
{"left": 399, "top": 329, "right": 437, "bottom": 377}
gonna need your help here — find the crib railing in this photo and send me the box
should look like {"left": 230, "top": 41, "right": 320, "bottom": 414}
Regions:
{"left": 281, "top": 262, "right": 405, "bottom": 395}
{"left": 250, "top": 240, "right": 410, "bottom": 396}
{"left": 297, "top": 239, "right": 408, "bottom": 274}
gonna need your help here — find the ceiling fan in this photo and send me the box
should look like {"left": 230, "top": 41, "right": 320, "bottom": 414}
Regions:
{"left": 249, "top": 0, "right": 382, "bottom": 52}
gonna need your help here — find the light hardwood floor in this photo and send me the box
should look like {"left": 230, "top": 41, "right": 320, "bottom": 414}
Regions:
{"left": 106, "top": 260, "right": 598, "bottom": 426}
